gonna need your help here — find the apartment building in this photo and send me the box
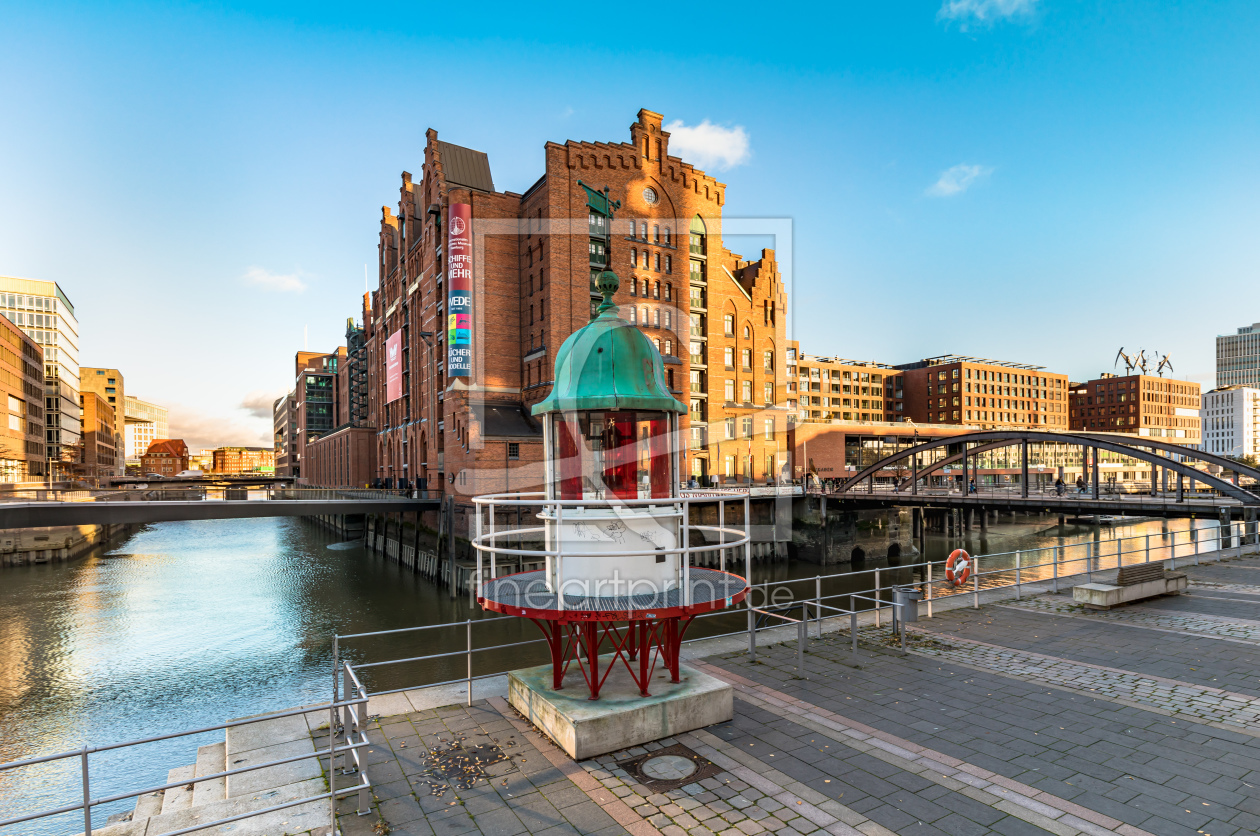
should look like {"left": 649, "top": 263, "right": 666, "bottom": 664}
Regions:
{"left": 1200, "top": 386, "right": 1260, "bottom": 460}
{"left": 141, "top": 439, "right": 189, "bottom": 476}
{"left": 272, "top": 392, "right": 297, "bottom": 477}
{"left": 0, "top": 276, "right": 81, "bottom": 480}
{"left": 0, "top": 315, "right": 46, "bottom": 483}
{"left": 1069, "top": 372, "right": 1202, "bottom": 445}
{"left": 898, "top": 355, "right": 1070, "bottom": 430}
{"left": 81, "top": 367, "right": 125, "bottom": 477}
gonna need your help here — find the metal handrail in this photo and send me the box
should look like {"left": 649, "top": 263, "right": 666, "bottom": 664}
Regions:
{"left": 0, "top": 693, "right": 371, "bottom": 834}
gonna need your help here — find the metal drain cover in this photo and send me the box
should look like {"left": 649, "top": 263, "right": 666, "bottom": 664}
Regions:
{"left": 615, "top": 743, "right": 720, "bottom": 792}
{"left": 641, "top": 754, "right": 698, "bottom": 781}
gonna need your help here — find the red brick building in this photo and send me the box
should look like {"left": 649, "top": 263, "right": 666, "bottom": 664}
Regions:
{"left": 141, "top": 439, "right": 189, "bottom": 476}
{"left": 355, "top": 109, "right": 785, "bottom": 494}
{"left": 1069, "top": 373, "right": 1202, "bottom": 445}
{"left": 897, "top": 355, "right": 1070, "bottom": 430}
{"left": 0, "top": 317, "right": 45, "bottom": 483}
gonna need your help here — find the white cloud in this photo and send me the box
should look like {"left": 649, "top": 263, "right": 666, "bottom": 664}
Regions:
{"left": 242, "top": 266, "right": 306, "bottom": 292}
{"left": 239, "top": 389, "right": 286, "bottom": 420}
{"left": 925, "top": 164, "right": 994, "bottom": 197}
{"left": 664, "top": 119, "right": 750, "bottom": 171}
{"left": 167, "top": 403, "right": 272, "bottom": 453}
{"left": 938, "top": 0, "right": 1037, "bottom": 25}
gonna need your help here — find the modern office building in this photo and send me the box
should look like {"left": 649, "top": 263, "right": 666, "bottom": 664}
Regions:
{"left": 124, "top": 395, "right": 169, "bottom": 465}
{"left": 78, "top": 392, "right": 117, "bottom": 484}
{"left": 1069, "top": 372, "right": 1202, "bottom": 445}
{"left": 273, "top": 392, "right": 297, "bottom": 477}
{"left": 0, "top": 315, "right": 46, "bottom": 483}
{"left": 1217, "top": 322, "right": 1260, "bottom": 388}
{"left": 0, "top": 276, "right": 81, "bottom": 480}
{"left": 80, "top": 367, "right": 125, "bottom": 477}
{"left": 288, "top": 348, "right": 344, "bottom": 480}
{"left": 1201, "top": 386, "right": 1260, "bottom": 460}
{"left": 897, "top": 355, "right": 1070, "bottom": 430}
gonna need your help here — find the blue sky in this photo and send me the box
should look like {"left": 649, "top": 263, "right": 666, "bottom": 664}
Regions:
{"left": 2, "top": 1, "right": 1258, "bottom": 448}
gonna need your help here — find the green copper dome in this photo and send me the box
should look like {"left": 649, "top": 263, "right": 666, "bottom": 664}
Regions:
{"left": 532, "top": 270, "right": 685, "bottom": 416}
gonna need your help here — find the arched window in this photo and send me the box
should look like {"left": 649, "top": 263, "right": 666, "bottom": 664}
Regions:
{"left": 630, "top": 247, "right": 637, "bottom": 267}
{"left": 641, "top": 222, "right": 648, "bottom": 238}
{"left": 641, "top": 250, "right": 649, "bottom": 268}
{"left": 665, "top": 283, "right": 673, "bottom": 300}
{"left": 653, "top": 281, "right": 660, "bottom": 299}
{"left": 664, "top": 339, "right": 673, "bottom": 355}
{"left": 664, "top": 226, "right": 671, "bottom": 244}
{"left": 743, "top": 325, "right": 752, "bottom": 339}
{"left": 641, "top": 278, "right": 649, "bottom": 296}
{"left": 664, "top": 310, "right": 672, "bottom": 330}
{"left": 652, "top": 308, "right": 661, "bottom": 327}
{"left": 665, "top": 255, "right": 672, "bottom": 274}
{"left": 724, "top": 314, "right": 735, "bottom": 336}
{"left": 630, "top": 306, "right": 638, "bottom": 325}
{"left": 653, "top": 224, "right": 660, "bottom": 242}
{"left": 654, "top": 252, "right": 661, "bottom": 271}
{"left": 654, "top": 338, "right": 661, "bottom": 352}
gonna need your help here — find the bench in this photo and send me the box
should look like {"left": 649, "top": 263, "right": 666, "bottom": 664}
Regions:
{"left": 1072, "top": 563, "right": 1188, "bottom": 610}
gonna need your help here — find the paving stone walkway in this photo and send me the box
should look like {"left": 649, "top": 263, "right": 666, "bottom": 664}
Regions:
{"left": 998, "top": 598, "right": 1260, "bottom": 645}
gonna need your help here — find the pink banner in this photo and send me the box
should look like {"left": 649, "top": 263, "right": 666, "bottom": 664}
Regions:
{"left": 385, "top": 330, "right": 403, "bottom": 402}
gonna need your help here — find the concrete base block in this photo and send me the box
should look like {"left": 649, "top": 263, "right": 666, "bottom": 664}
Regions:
{"left": 508, "top": 660, "right": 732, "bottom": 761}
{"left": 1073, "top": 575, "right": 1188, "bottom": 610}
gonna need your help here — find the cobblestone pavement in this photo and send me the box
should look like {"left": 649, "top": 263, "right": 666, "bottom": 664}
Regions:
{"left": 1188, "top": 582, "right": 1260, "bottom": 596}
{"left": 998, "top": 597, "right": 1260, "bottom": 644}
{"left": 908, "top": 605, "right": 1260, "bottom": 699}
{"left": 705, "top": 628, "right": 1260, "bottom": 836}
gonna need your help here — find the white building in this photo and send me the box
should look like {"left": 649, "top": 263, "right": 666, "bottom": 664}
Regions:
{"left": 124, "top": 395, "right": 169, "bottom": 465}
{"left": 0, "top": 276, "right": 81, "bottom": 481}
{"left": 1217, "top": 322, "right": 1260, "bottom": 388}
{"left": 1200, "top": 386, "right": 1260, "bottom": 461}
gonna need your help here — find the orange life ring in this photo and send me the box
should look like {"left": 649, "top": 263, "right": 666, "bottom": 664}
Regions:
{"left": 946, "top": 549, "right": 971, "bottom": 586}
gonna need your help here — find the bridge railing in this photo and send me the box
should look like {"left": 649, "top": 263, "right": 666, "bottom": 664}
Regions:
{"left": 821, "top": 480, "right": 1242, "bottom": 505}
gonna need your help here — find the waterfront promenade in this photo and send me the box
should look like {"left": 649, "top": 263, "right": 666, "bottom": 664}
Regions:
{"left": 306, "top": 555, "right": 1260, "bottom": 836}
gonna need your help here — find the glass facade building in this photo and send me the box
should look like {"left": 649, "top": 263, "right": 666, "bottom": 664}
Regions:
{"left": 1217, "top": 322, "right": 1260, "bottom": 388}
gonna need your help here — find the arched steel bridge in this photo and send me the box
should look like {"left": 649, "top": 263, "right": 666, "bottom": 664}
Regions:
{"left": 830, "top": 430, "right": 1260, "bottom": 517}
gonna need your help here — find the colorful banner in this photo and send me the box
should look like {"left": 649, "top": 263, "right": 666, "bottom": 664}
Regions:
{"left": 385, "top": 330, "right": 403, "bottom": 402}
{"left": 447, "top": 202, "right": 473, "bottom": 377}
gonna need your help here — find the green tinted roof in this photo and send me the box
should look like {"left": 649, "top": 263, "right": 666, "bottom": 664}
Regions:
{"left": 532, "top": 270, "right": 685, "bottom": 416}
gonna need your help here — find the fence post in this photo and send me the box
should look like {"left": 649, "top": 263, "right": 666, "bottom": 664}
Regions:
{"left": 1195, "top": 527, "right": 1200, "bottom": 564}
{"left": 466, "top": 620, "right": 473, "bottom": 706}
{"left": 329, "top": 698, "right": 337, "bottom": 833}
{"left": 973, "top": 556, "right": 980, "bottom": 609}
{"left": 1015, "top": 551, "right": 1021, "bottom": 600}
{"left": 332, "top": 635, "right": 341, "bottom": 730}
{"left": 747, "top": 605, "right": 756, "bottom": 660}
{"left": 797, "top": 606, "right": 807, "bottom": 678}
{"left": 926, "top": 563, "right": 934, "bottom": 618}
{"left": 874, "top": 569, "right": 881, "bottom": 628}
{"left": 1145, "top": 534, "right": 1150, "bottom": 564}
{"left": 1053, "top": 546, "right": 1060, "bottom": 594}
{"left": 81, "top": 745, "right": 92, "bottom": 836}
{"left": 850, "top": 599, "right": 859, "bottom": 665}
{"left": 1087, "top": 541, "right": 1092, "bottom": 582}
{"left": 816, "top": 576, "right": 823, "bottom": 638}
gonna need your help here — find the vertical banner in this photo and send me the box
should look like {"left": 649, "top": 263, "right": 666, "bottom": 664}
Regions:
{"left": 385, "top": 330, "right": 403, "bottom": 402}
{"left": 446, "top": 202, "right": 473, "bottom": 377}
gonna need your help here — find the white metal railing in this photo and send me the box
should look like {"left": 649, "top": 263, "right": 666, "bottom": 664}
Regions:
{"left": 0, "top": 693, "right": 372, "bottom": 836}
{"left": 469, "top": 490, "right": 752, "bottom": 610}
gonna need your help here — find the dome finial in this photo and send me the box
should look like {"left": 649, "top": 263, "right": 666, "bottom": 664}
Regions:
{"left": 595, "top": 269, "right": 620, "bottom": 316}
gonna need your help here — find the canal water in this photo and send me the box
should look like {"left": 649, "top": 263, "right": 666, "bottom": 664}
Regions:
{"left": 0, "top": 513, "right": 1223, "bottom": 831}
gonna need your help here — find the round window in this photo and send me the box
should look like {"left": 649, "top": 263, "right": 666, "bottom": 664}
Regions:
{"left": 642, "top": 187, "right": 658, "bottom": 205}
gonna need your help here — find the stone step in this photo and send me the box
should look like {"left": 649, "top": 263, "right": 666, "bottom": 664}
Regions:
{"left": 160, "top": 763, "right": 195, "bottom": 814}
{"left": 134, "top": 775, "right": 329, "bottom": 836}
{"left": 132, "top": 786, "right": 165, "bottom": 819}
{"left": 192, "top": 740, "right": 227, "bottom": 806}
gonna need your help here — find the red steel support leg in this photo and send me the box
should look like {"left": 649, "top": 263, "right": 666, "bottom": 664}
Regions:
{"left": 627, "top": 619, "right": 638, "bottom": 662}
{"left": 586, "top": 622, "right": 601, "bottom": 700}
{"left": 668, "top": 617, "right": 681, "bottom": 683}
{"left": 638, "top": 619, "right": 651, "bottom": 696}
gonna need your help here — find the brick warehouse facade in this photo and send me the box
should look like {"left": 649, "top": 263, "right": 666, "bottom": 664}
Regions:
{"left": 352, "top": 109, "right": 787, "bottom": 495}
